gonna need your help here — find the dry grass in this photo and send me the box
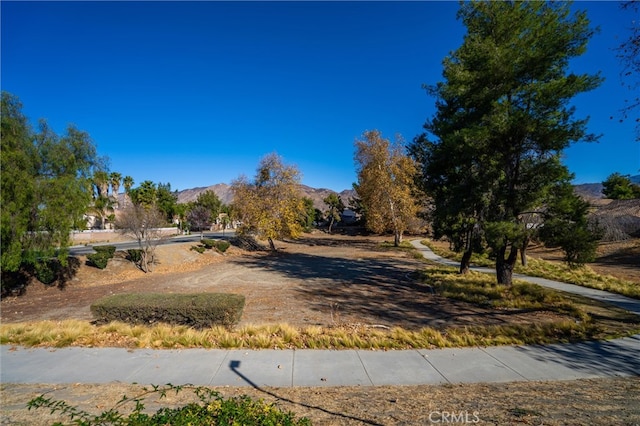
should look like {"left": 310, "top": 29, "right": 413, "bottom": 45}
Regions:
{"left": 3, "top": 299, "right": 637, "bottom": 350}
{"left": 518, "top": 257, "right": 640, "bottom": 299}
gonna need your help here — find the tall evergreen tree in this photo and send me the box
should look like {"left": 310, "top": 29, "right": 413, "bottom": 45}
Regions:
{"left": 410, "top": 2, "right": 602, "bottom": 285}
{"left": 602, "top": 172, "right": 640, "bottom": 199}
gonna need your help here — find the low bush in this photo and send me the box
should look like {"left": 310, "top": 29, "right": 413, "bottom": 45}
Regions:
{"left": 28, "top": 384, "right": 311, "bottom": 425}
{"left": 33, "top": 259, "right": 60, "bottom": 285}
{"left": 200, "top": 239, "right": 230, "bottom": 253}
{"left": 190, "top": 245, "right": 206, "bottom": 254}
{"left": 90, "top": 293, "right": 245, "bottom": 328}
{"left": 201, "top": 238, "right": 217, "bottom": 249}
{"left": 87, "top": 245, "right": 117, "bottom": 269}
{"left": 87, "top": 252, "right": 110, "bottom": 269}
{"left": 214, "top": 240, "right": 230, "bottom": 253}
{"left": 94, "top": 245, "right": 116, "bottom": 256}
{"left": 126, "top": 249, "right": 143, "bottom": 263}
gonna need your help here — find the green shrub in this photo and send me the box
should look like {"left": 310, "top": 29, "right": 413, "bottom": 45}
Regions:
{"left": 190, "top": 245, "right": 206, "bottom": 254}
{"left": 214, "top": 240, "right": 230, "bottom": 253}
{"left": 93, "top": 245, "right": 116, "bottom": 257}
{"left": 90, "top": 293, "right": 245, "bottom": 328}
{"left": 33, "top": 259, "right": 59, "bottom": 285}
{"left": 87, "top": 252, "right": 110, "bottom": 269}
{"left": 87, "top": 246, "right": 116, "bottom": 269}
{"left": 201, "top": 238, "right": 216, "bottom": 249}
{"left": 127, "top": 249, "right": 143, "bottom": 263}
{"left": 28, "top": 384, "right": 311, "bottom": 426}
{"left": 200, "top": 239, "right": 230, "bottom": 253}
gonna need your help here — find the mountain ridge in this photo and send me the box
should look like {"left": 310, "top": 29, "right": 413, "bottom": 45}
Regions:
{"left": 176, "top": 183, "right": 356, "bottom": 211}
{"left": 175, "top": 175, "right": 640, "bottom": 209}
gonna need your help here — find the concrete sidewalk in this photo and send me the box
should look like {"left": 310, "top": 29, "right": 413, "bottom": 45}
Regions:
{"left": 2, "top": 240, "right": 639, "bottom": 388}
{"left": 2, "top": 334, "right": 639, "bottom": 387}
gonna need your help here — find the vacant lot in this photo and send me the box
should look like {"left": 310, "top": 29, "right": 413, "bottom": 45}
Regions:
{"left": 2, "top": 233, "right": 639, "bottom": 425}
{"left": 0, "top": 234, "right": 609, "bottom": 329}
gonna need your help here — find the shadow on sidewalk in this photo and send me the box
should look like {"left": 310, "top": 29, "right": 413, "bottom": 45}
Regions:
{"left": 229, "top": 360, "right": 383, "bottom": 425}
{"left": 517, "top": 335, "right": 640, "bottom": 376}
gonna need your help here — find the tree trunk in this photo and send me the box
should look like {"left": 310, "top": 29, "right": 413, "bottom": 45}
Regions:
{"left": 495, "top": 244, "right": 518, "bottom": 286}
{"left": 328, "top": 218, "right": 334, "bottom": 234}
{"left": 460, "top": 249, "right": 472, "bottom": 274}
{"left": 394, "top": 230, "right": 402, "bottom": 247}
{"left": 520, "top": 236, "right": 529, "bottom": 267}
{"left": 140, "top": 250, "right": 149, "bottom": 273}
{"left": 268, "top": 237, "right": 277, "bottom": 252}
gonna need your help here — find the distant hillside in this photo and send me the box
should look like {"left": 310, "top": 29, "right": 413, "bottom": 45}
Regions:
{"left": 176, "top": 183, "right": 356, "bottom": 211}
{"left": 574, "top": 174, "right": 640, "bottom": 200}
{"left": 175, "top": 176, "right": 640, "bottom": 207}
{"left": 573, "top": 183, "right": 604, "bottom": 200}
{"left": 177, "top": 183, "right": 234, "bottom": 205}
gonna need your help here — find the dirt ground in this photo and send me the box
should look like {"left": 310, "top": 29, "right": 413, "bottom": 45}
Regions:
{"left": 6, "top": 233, "right": 638, "bottom": 328}
{"left": 2, "top": 233, "right": 640, "bottom": 425}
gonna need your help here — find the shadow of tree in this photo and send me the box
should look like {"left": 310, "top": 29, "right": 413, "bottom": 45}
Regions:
{"left": 595, "top": 245, "right": 640, "bottom": 269}
{"left": 516, "top": 335, "right": 640, "bottom": 377}
{"left": 1, "top": 256, "right": 81, "bottom": 298}
{"left": 231, "top": 250, "right": 544, "bottom": 330}
{"left": 228, "top": 360, "right": 383, "bottom": 425}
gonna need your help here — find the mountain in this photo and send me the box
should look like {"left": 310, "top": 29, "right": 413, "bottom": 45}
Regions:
{"left": 176, "top": 183, "right": 356, "bottom": 211}
{"left": 177, "top": 183, "right": 235, "bottom": 205}
{"left": 573, "top": 183, "right": 604, "bottom": 200}
{"left": 574, "top": 174, "right": 640, "bottom": 200}
{"left": 173, "top": 175, "right": 640, "bottom": 209}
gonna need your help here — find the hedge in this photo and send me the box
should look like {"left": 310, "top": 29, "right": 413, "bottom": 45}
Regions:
{"left": 201, "top": 239, "right": 230, "bottom": 253}
{"left": 87, "top": 245, "right": 117, "bottom": 269}
{"left": 86, "top": 252, "right": 110, "bottom": 269}
{"left": 93, "top": 245, "right": 116, "bottom": 256}
{"left": 90, "top": 293, "right": 245, "bottom": 328}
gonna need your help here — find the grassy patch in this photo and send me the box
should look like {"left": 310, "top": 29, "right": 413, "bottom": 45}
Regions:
{"left": 420, "top": 239, "right": 494, "bottom": 267}
{"left": 516, "top": 257, "right": 640, "bottom": 299}
{"left": 379, "top": 240, "right": 415, "bottom": 251}
{"left": 423, "top": 267, "right": 587, "bottom": 321}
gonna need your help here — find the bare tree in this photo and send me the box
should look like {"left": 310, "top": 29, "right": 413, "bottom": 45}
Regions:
{"left": 616, "top": 1, "right": 640, "bottom": 140}
{"left": 187, "top": 204, "right": 211, "bottom": 238}
{"left": 116, "top": 203, "right": 165, "bottom": 272}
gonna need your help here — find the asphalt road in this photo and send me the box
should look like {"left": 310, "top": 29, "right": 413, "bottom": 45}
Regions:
{"left": 69, "top": 230, "right": 236, "bottom": 255}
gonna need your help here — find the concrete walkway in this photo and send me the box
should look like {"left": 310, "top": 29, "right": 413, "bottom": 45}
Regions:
{"left": 1, "top": 241, "right": 639, "bottom": 387}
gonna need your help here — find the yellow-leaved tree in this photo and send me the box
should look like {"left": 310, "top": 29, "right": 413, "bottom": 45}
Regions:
{"left": 354, "top": 130, "right": 420, "bottom": 246}
{"left": 231, "top": 153, "right": 306, "bottom": 251}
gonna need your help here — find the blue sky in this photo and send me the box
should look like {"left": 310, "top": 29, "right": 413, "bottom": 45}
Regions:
{"left": 2, "top": 1, "right": 638, "bottom": 193}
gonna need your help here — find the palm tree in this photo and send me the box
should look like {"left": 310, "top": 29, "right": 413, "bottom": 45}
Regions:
{"left": 89, "top": 196, "right": 115, "bottom": 230}
{"left": 93, "top": 170, "right": 110, "bottom": 199}
{"left": 122, "top": 175, "right": 134, "bottom": 208}
{"left": 109, "top": 172, "right": 122, "bottom": 208}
